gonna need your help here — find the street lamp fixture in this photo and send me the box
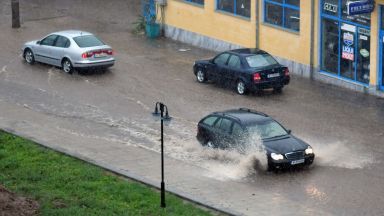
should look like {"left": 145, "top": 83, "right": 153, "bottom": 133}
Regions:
{"left": 152, "top": 102, "right": 171, "bottom": 208}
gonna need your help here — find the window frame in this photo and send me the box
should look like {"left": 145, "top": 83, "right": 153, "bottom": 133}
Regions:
{"left": 184, "top": 0, "right": 204, "bottom": 6}
{"left": 216, "top": 0, "right": 251, "bottom": 19}
{"left": 263, "top": 0, "right": 300, "bottom": 32}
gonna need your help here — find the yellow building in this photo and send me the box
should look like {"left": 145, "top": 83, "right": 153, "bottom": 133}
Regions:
{"left": 156, "top": 0, "right": 384, "bottom": 96}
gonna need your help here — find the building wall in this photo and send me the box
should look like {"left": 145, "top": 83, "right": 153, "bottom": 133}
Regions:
{"left": 164, "top": 1, "right": 256, "bottom": 48}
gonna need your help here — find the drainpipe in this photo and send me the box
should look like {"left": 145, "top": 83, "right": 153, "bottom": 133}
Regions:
{"left": 309, "top": 0, "right": 315, "bottom": 80}
{"left": 255, "top": 0, "right": 260, "bottom": 49}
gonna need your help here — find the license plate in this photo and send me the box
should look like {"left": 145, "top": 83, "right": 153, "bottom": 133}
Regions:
{"left": 94, "top": 53, "right": 106, "bottom": 58}
{"left": 267, "top": 73, "right": 280, "bottom": 78}
{"left": 291, "top": 159, "right": 305, "bottom": 165}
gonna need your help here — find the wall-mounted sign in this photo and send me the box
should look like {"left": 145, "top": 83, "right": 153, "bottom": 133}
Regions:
{"left": 347, "top": 0, "right": 374, "bottom": 16}
{"left": 324, "top": 2, "right": 338, "bottom": 13}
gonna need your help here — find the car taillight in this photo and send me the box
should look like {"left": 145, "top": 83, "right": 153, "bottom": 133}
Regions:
{"left": 81, "top": 51, "right": 94, "bottom": 59}
{"left": 284, "top": 68, "right": 290, "bottom": 76}
{"left": 104, "top": 49, "right": 113, "bottom": 55}
{"left": 253, "top": 72, "right": 261, "bottom": 82}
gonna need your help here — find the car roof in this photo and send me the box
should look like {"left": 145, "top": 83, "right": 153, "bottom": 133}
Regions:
{"left": 211, "top": 108, "right": 272, "bottom": 126}
{"left": 228, "top": 48, "right": 268, "bottom": 56}
{"left": 51, "top": 30, "right": 93, "bottom": 38}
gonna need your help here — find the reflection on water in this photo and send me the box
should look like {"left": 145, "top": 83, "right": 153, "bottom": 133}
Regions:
{"left": 305, "top": 184, "right": 328, "bottom": 202}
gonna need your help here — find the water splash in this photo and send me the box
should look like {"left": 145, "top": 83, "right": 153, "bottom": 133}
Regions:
{"left": 304, "top": 138, "right": 375, "bottom": 169}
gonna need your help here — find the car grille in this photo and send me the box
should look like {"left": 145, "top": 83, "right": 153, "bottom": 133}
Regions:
{"left": 285, "top": 151, "right": 305, "bottom": 160}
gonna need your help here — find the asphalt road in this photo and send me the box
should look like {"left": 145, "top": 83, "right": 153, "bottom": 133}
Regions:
{"left": 1, "top": 1, "right": 384, "bottom": 215}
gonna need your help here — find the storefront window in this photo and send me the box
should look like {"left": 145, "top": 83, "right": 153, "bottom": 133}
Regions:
{"left": 264, "top": 0, "right": 300, "bottom": 31}
{"left": 217, "top": 0, "right": 250, "bottom": 18}
{"left": 356, "top": 28, "right": 370, "bottom": 83}
{"left": 321, "top": 19, "right": 339, "bottom": 74}
{"left": 185, "top": 0, "right": 204, "bottom": 5}
{"left": 320, "top": 0, "right": 371, "bottom": 84}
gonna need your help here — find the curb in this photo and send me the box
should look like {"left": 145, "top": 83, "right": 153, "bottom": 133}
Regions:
{"left": 1, "top": 127, "right": 243, "bottom": 216}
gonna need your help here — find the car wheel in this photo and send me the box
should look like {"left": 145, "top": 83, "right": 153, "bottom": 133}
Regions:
{"left": 62, "top": 58, "right": 74, "bottom": 74}
{"left": 24, "top": 49, "right": 35, "bottom": 64}
{"left": 273, "top": 86, "right": 283, "bottom": 93}
{"left": 196, "top": 69, "right": 206, "bottom": 83}
{"left": 236, "top": 80, "right": 247, "bottom": 95}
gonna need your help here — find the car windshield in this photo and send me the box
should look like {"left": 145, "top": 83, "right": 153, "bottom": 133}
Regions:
{"left": 245, "top": 54, "right": 278, "bottom": 68}
{"left": 247, "top": 120, "right": 288, "bottom": 140}
{"left": 73, "top": 35, "right": 105, "bottom": 48}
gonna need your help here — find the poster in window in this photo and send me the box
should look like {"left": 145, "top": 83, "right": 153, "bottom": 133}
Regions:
{"left": 342, "top": 32, "right": 354, "bottom": 61}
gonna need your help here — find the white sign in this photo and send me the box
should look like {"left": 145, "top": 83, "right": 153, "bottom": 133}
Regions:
{"left": 324, "top": 2, "right": 338, "bottom": 13}
{"left": 341, "top": 23, "right": 356, "bottom": 33}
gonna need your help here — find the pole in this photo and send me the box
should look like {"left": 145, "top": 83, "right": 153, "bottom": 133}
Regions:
{"left": 11, "top": 0, "right": 20, "bottom": 28}
{"left": 309, "top": 0, "right": 315, "bottom": 80}
{"left": 255, "top": 0, "right": 259, "bottom": 49}
{"left": 160, "top": 103, "right": 166, "bottom": 208}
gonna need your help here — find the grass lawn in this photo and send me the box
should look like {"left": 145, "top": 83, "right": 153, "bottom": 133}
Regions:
{"left": 0, "top": 130, "right": 214, "bottom": 216}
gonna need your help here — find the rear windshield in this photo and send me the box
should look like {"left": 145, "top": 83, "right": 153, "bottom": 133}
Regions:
{"left": 245, "top": 54, "right": 278, "bottom": 68}
{"left": 73, "top": 35, "right": 105, "bottom": 48}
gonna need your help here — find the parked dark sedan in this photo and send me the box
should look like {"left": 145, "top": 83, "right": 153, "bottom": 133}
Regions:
{"left": 193, "top": 48, "right": 290, "bottom": 94}
{"left": 196, "top": 108, "right": 315, "bottom": 170}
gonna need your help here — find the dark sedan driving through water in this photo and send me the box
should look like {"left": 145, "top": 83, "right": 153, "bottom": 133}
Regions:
{"left": 193, "top": 48, "right": 290, "bottom": 95}
{"left": 196, "top": 108, "right": 315, "bottom": 170}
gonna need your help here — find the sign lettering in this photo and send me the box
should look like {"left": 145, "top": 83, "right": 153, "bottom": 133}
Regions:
{"left": 324, "top": 2, "right": 338, "bottom": 13}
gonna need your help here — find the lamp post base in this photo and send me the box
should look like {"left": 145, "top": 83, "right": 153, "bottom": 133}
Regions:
{"left": 161, "top": 182, "right": 166, "bottom": 208}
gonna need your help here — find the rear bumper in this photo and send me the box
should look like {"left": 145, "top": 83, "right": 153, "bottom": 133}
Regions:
{"left": 249, "top": 77, "right": 290, "bottom": 91}
{"left": 73, "top": 59, "right": 115, "bottom": 68}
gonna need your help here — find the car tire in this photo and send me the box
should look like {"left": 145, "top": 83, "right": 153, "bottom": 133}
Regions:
{"left": 24, "top": 49, "right": 35, "bottom": 65}
{"left": 196, "top": 68, "right": 207, "bottom": 83}
{"left": 62, "top": 58, "right": 74, "bottom": 74}
{"left": 236, "top": 80, "right": 247, "bottom": 95}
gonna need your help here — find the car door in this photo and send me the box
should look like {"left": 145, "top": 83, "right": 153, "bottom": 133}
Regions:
{"left": 231, "top": 122, "right": 247, "bottom": 151}
{"left": 227, "top": 54, "right": 243, "bottom": 86}
{"left": 34, "top": 34, "right": 58, "bottom": 65}
{"left": 210, "top": 53, "right": 230, "bottom": 83}
{"left": 50, "top": 36, "right": 70, "bottom": 67}
{"left": 213, "top": 117, "right": 234, "bottom": 149}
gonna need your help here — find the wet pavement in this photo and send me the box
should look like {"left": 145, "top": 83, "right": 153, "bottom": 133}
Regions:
{"left": 1, "top": 1, "right": 384, "bottom": 215}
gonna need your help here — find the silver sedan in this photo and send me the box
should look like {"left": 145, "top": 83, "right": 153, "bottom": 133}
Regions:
{"left": 22, "top": 30, "right": 115, "bottom": 74}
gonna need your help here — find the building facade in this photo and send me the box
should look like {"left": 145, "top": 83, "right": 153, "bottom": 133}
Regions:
{"left": 158, "top": 0, "right": 384, "bottom": 96}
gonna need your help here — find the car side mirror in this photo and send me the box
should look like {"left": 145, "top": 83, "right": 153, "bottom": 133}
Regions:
{"left": 36, "top": 40, "right": 41, "bottom": 45}
{"left": 287, "top": 129, "right": 292, "bottom": 134}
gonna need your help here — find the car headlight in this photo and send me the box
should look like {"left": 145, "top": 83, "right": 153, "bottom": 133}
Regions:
{"left": 271, "top": 153, "right": 284, "bottom": 160}
{"left": 305, "top": 147, "right": 313, "bottom": 155}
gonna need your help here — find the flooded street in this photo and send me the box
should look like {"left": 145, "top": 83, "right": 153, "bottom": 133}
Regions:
{"left": 1, "top": 1, "right": 384, "bottom": 215}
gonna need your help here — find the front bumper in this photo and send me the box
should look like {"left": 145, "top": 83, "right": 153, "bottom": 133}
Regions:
{"left": 268, "top": 154, "right": 315, "bottom": 170}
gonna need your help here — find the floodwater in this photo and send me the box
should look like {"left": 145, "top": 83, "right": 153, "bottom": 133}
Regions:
{"left": 1, "top": 0, "right": 384, "bottom": 215}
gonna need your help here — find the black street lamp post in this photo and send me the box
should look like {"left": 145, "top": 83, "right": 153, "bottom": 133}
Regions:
{"left": 152, "top": 102, "right": 171, "bottom": 208}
